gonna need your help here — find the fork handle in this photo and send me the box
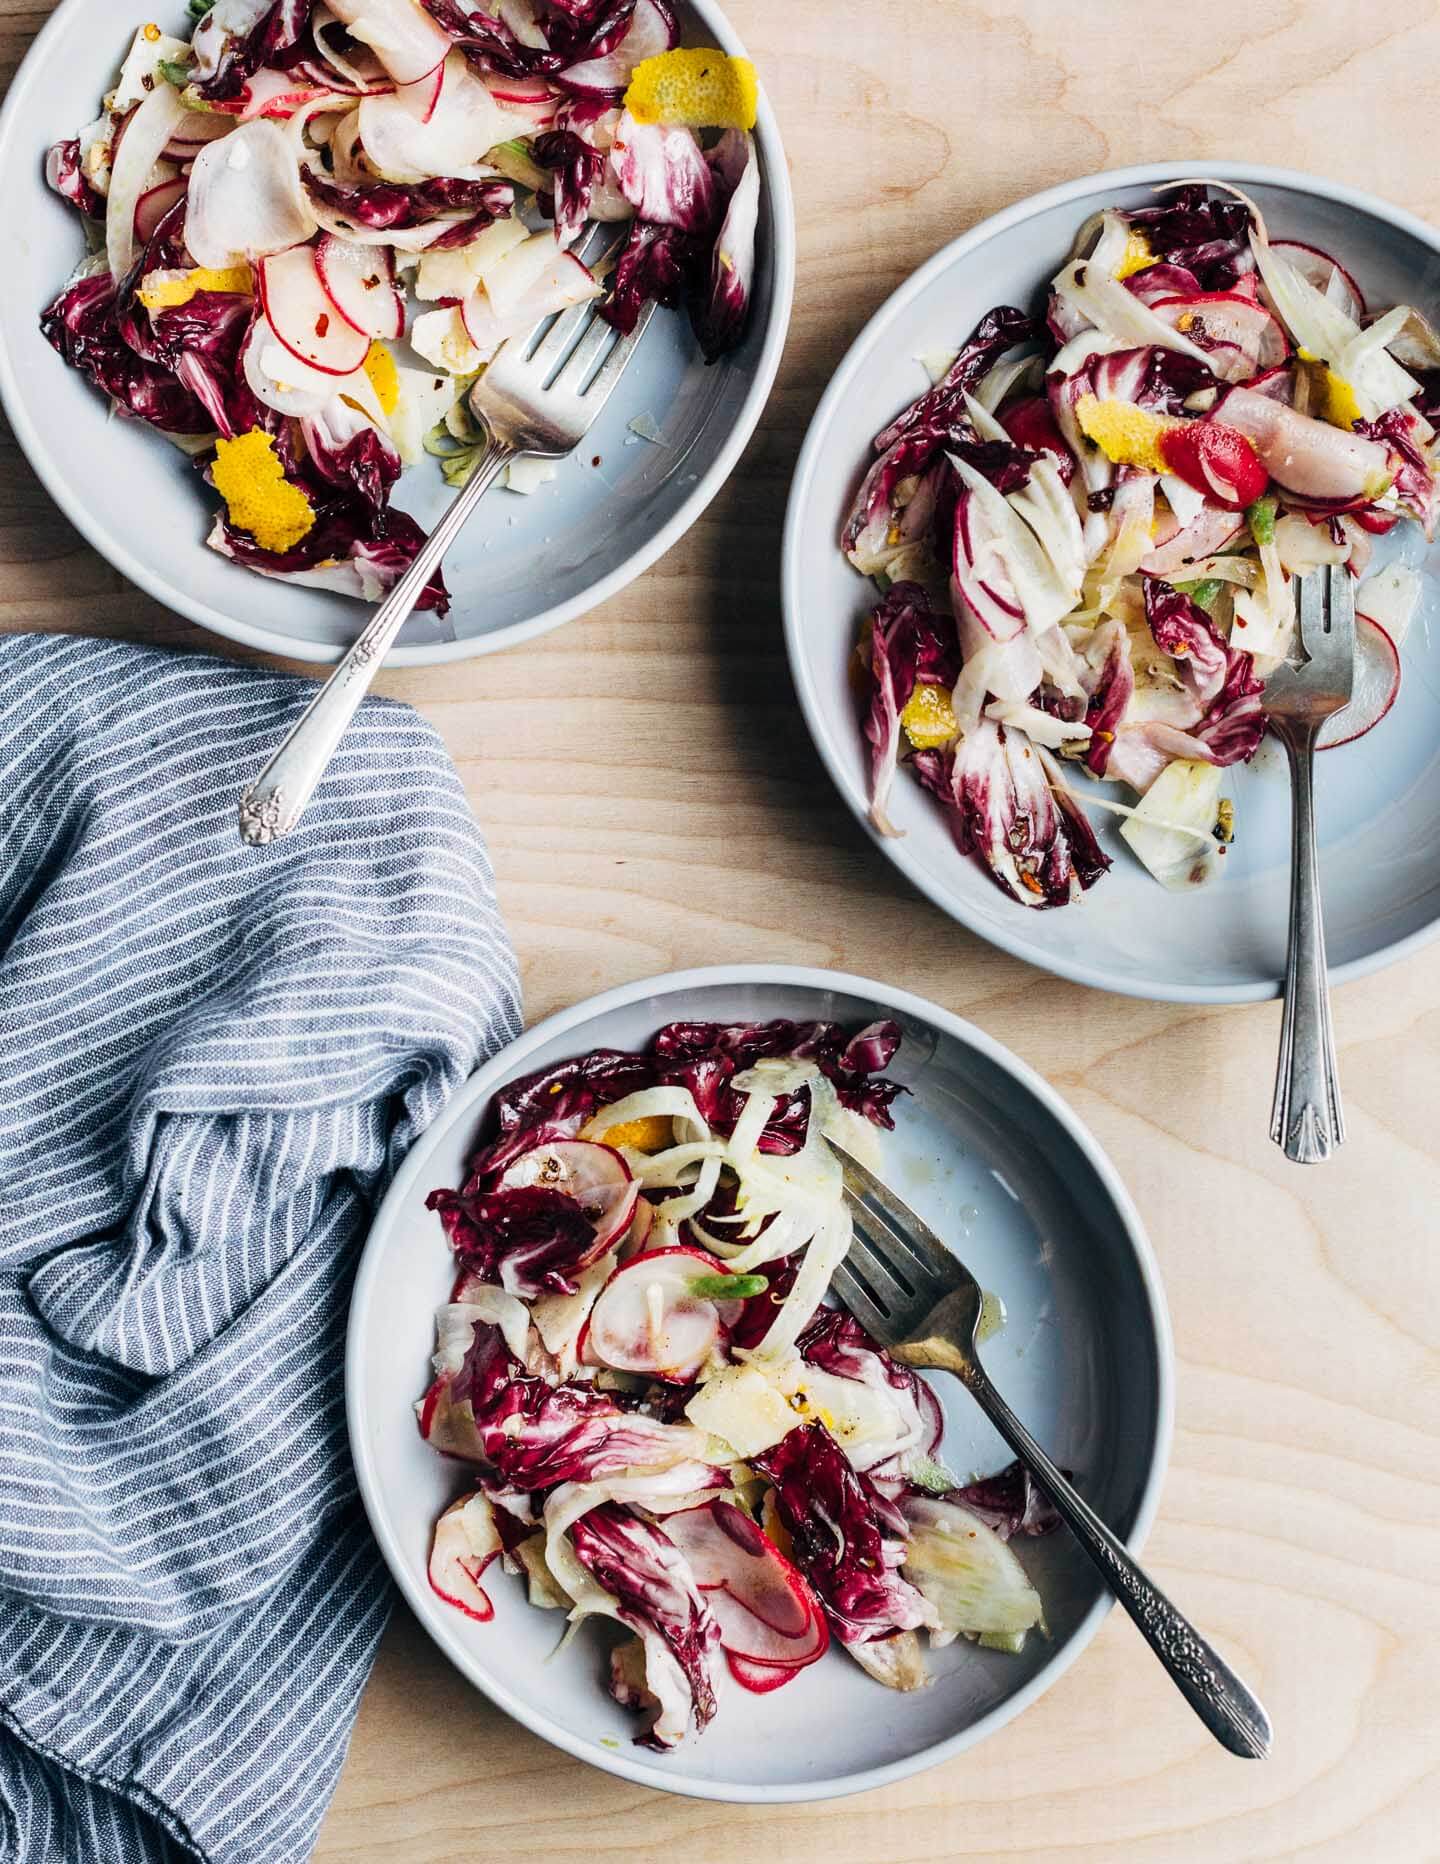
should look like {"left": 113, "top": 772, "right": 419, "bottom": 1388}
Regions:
{"left": 238, "top": 436, "right": 515, "bottom": 846}
{"left": 1269, "top": 722, "right": 1345, "bottom": 1162}
{"left": 956, "top": 1360, "right": 1272, "bottom": 1759}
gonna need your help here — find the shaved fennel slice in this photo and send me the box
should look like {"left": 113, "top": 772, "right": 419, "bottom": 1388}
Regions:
{"left": 751, "top": 1204, "right": 854, "bottom": 1362}
{"left": 952, "top": 456, "right": 1082, "bottom": 636}
{"left": 1119, "top": 759, "right": 1225, "bottom": 889}
{"left": 106, "top": 84, "right": 187, "bottom": 281}
{"left": 1357, "top": 563, "right": 1422, "bottom": 645}
{"left": 187, "top": 118, "right": 318, "bottom": 270}
{"left": 579, "top": 1085, "right": 707, "bottom": 1141}
{"left": 1051, "top": 257, "right": 1210, "bottom": 365}
{"left": 433, "top": 1292, "right": 530, "bottom": 1370}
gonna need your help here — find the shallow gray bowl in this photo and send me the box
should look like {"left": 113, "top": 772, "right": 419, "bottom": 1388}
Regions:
{"left": 347, "top": 964, "right": 1172, "bottom": 1801}
{"left": 783, "top": 162, "right": 1440, "bottom": 1001}
{"left": 0, "top": 0, "right": 793, "bottom": 664}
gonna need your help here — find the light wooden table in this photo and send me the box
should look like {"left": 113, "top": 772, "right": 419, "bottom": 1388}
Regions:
{"left": 4, "top": 1, "right": 1439, "bottom": 1856}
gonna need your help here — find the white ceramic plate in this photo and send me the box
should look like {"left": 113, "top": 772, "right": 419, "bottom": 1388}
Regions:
{"left": 783, "top": 162, "right": 1440, "bottom": 1003}
{"left": 0, "top": 0, "right": 793, "bottom": 664}
{"left": 347, "top": 965, "right": 1172, "bottom": 1801}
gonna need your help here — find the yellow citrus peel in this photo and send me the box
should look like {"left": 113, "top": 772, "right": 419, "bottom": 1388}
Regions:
{"left": 138, "top": 264, "right": 252, "bottom": 312}
{"left": 1113, "top": 229, "right": 1154, "bottom": 281}
{"left": 1076, "top": 394, "right": 1176, "bottom": 473}
{"left": 591, "top": 1115, "right": 675, "bottom": 1152}
{"left": 211, "top": 431, "right": 315, "bottom": 555}
{"left": 362, "top": 341, "right": 400, "bottom": 416}
{"left": 624, "top": 47, "right": 758, "bottom": 130}
{"left": 900, "top": 683, "right": 959, "bottom": 750}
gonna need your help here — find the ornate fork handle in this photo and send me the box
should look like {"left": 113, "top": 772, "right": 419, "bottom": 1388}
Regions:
{"left": 239, "top": 436, "right": 514, "bottom": 847}
{"left": 1269, "top": 719, "right": 1345, "bottom": 1163}
{"left": 959, "top": 1360, "right": 1272, "bottom": 1759}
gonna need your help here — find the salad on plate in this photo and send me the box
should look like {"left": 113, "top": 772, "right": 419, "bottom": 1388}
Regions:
{"left": 41, "top": 0, "right": 761, "bottom": 613}
{"left": 846, "top": 184, "right": 1438, "bottom": 905}
{"left": 417, "top": 1017, "right": 1055, "bottom": 1750}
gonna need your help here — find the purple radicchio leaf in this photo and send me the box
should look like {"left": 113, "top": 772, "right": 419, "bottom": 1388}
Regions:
{"left": 610, "top": 111, "right": 715, "bottom": 231}
{"left": 843, "top": 306, "right": 1037, "bottom": 558}
{"left": 1356, "top": 406, "right": 1440, "bottom": 540}
{"left": 752, "top": 1423, "right": 935, "bottom": 1646}
{"left": 571, "top": 1503, "right": 720, "bottom": 1747}
{"left": 949, "top": 1459, "right": 1063, "bottom": 1539}
{"left": 1079, "top": 617, "right": 1136, "bottom": 776}
{"left": 600, "top": 220, "right": 707, "bottom": 335}
{"left": 911, "top": 718, "right": 1110, "bottom": 907}
{"left": 1121, "top": 185, "right": 1255, "bottom": 292}
{"left": 192, "top": 0, "right": 317, "bottom": 105}
{"left": 530, "top": 128, "right": 608, "bottom": 239}
{"left": 305, "top": 171, "right": 515, "bottom": 233}
{"left": 690, "top": 128, "right": 758, "bottom": 362}
{"left": 45, "top": 139, "right": 104, "bottom": 218}
{"left": 861, "top": 580, "right": 961, "bottom": 836}
{"left": 1144, "top": 580, "right": 1264, "bottom": 765}
{"left": 426, "top": 1183, "right": 605, "bottom": 1297}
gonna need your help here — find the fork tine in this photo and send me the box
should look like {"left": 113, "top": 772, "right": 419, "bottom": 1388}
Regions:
{"left": 831, "top": 1143, "right": 959, "bottom": 1289}
{"left": 550, "top": 312, "right": 620, "bottom": 396}
{"left": 524, "top": 298, "right": 602, "bottom": 375}
{"left": 1294, "top": 564, "right": 1326, "bottom": 656}
{"left": 829, "top": 1259, "right": 896, "bottom": 1340}
{"left": 1324, "top": 560, "right": 1356, "bottom": 651}
{"left": 842, "top": 1218, "right": 919, "bottom": 1309}
{"left": 582, "top": 300, "right": 658, "bottom": 408}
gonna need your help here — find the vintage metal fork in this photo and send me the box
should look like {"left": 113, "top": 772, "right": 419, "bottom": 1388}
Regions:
{"left": 830, "top": 1144, "right": 1273, "bottom": 1759}
{"left": 1263, "top": 565, "right": 1356, "bottom": 1164}
{"left": 238, "top": 230, "right": 655, "bottom": 846}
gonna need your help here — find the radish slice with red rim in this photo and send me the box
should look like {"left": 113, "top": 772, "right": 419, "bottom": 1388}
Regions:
{"left": 1270, "top": 240, "right": 1367, "bottom": 322}
{"left": 258, "top": 242, "right": 372, "bottom": 375}
{"left": 725, "top": 1652, "right": 803, "bottom": 1693}
{"left": 665, "top": 1500, "right": 829, "bottom": 1670}
{"left": 558, "top": 0, "right": 678, "bottom": 98}
{"left": 1318, "top": 613, "right": 1400, "bottom": 749}
{"left": 322, "top": 0, "right": 452, "bottom": 86}
{"left": 581, "top": 1245, "right": 737, "bottom": 1382}
{"left": 134, "top": 177, "right": 188, "bottom": 246}
{"left": 428, "top": 1495, "right": 501, "bottom": 1620}
{"left": 1149, "top": 293, "right": 1288, "bottom": 383}
{"left": 498, "top": 1139, "right": 638, "bottom": 1253}
{"left": 314, "top": 234, "right": 404, "bottom": 338}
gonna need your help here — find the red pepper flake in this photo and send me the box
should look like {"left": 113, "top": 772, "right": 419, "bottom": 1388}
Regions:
{"left": 315, "top": 313, "right": 330, "bottom": 338}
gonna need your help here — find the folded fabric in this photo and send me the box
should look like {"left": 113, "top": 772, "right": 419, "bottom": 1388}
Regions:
{"left": 0, "top": 635, "right": 522, "bottom": 1864}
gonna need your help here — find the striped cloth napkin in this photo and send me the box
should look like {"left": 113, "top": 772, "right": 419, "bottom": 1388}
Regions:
{"left": 0, "top": 634, "right": 522, "bottom": 1864}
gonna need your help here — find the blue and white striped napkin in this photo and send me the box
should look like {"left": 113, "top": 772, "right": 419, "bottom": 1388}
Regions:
{"left": 0, "top": 634, "right": 522, "bottom": 1864}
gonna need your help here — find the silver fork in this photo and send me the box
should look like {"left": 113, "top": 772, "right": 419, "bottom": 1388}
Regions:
{"left": 1263, "top": 566, "right": 1356, "bottom": 1164}
{"left": 829, "top": 1144, "right": 1273, "bottom": 1760}
{"left": 238, "top": 231, "right": 655, "bottom": 846}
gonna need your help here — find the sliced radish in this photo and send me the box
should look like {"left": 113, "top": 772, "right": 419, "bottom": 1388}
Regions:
{"left": 1150, "top": 292, "right": 1288, "bottom": 384}
{"left": 1218, "top": 386, "right": 1391, "bottom": 502}
{"left": 163, "top": 115, "right": 233, "bottom": 156}
{"left": 582, "top": 1246, "right": 738, "bottom": 1382}
{"left": 1141, "top": 503, "right": 1245, "bottom": 577}
{"left": 322, "top": 0, "right": 452, "bottom": 86}
{"left": 725, "top": 1652, "right": 803, "bottom": 1693}
{"left": 315, "top": 233, "right": 404, "bottom": 337}
{"left": 106, "top": 84, "right": 188, "bottom": 281}
{"left": 1318, "top": 613, "right": 1401, "bottom": 749}
{"left": 186, "top": 118, "right": 318, "bottom": 270}
{"left": 310, "top": 9, "right": 397, "bottom": 95}
{"left": 665, "top": 1500, "right": 829, "bottom": 1672}
{"left": 428, "top": 1494, "right": 501, "bottom": 1621}
{"left": 134, "top": 177, "right": 188, "bottom": 246}
{"left": 242, "top": 315, "right": 363, "bottom": 416}
{"left": 258, "top": 242, "right": 372, "bottom": 375}
{"left": 483, "top": 76, "right": 559, "bottom": 126}
{"left": 1271, "top": 239, "right": 1367, "bottom": 322}
{"left": 1356, "top": 563, "right": 1422, "bottom": 646}
{"left": 358, "top": 54, "right": 503, "bottom": 182}
{"left": 498, "top": 1139, "right": 638, "bottom": 1254}
{"left": 237, "top": 69, "right": 342, "bottom": 122}
{"left": 558, "top": 0, "right": 678, "bottom": 97}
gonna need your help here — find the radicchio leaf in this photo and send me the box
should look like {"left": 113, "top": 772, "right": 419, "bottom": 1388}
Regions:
{"left": 752, "top": 1423, "right": 936, "bottom": 1645}
{"left": 304, "top": 171, "right": 515, "bottom": 234}
{"left": 1121, "top": 185, "right": 1254, "bottom": 292}
{"left": 861, "top": 581, "right": 961, "bottom": 836}
{"left": 571, "top": 1503, "right": 720, "bottom": 1746}
{"left": 1144, "top": 580, "right": 1264, "bottom": 765}
{"left": 912, "top": 719, "right": 1109, "bottom": 907}
{"left": 46, "top": 139, "right": 104, "bottom": 219}
{"left": 427, "top": 1183, "right": 605, "bottom": 1297}
{"left": 192, "top": 0, "right": 318, "bottom": 105}
{"left": 950, "top": 1459, "right": 1062, "bottom": 1539}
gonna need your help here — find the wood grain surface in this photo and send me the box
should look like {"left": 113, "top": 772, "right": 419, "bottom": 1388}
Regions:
{"left": 4, "top": 1, "right": 1439, "bottom": 1857}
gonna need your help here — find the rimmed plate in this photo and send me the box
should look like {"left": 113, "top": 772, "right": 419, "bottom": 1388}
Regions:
{"left": 782, "top": 162, "right": 1440, "bottom": 1002}
{"left": 346, "top": 964, "right": 1172, "bottom": 1801}
{"left": 0, "top": 0, "right": 793, "bottom": 664}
